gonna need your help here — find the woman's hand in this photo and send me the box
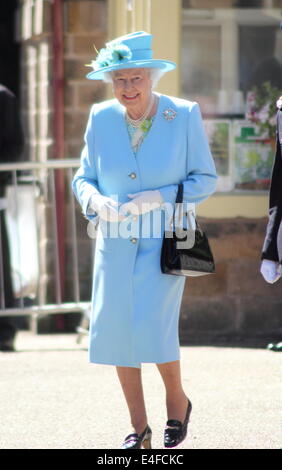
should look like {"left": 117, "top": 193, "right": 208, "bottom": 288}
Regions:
{"left": 260, "top": 259, "right": 281, "bottom": 284}
{"left": 89, "top": 194, "right": 125, "bottom": 222}
{"left": 120, "top": 190, "right": 164, "bottom": 216}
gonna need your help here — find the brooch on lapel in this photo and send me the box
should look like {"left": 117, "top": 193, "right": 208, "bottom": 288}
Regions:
{"left": 162, "top": 108, "right": 177, "bottom": 121}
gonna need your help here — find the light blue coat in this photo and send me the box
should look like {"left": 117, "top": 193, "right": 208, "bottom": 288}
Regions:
{"left": 72, "top": 93, "right": 217, "bottom": 368}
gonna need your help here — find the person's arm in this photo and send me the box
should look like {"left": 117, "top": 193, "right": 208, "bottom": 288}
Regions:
{"left": 72, "top": 105, "right": 101, "bottom": 222}
{"left": 157, "top": 102, "right": 218, "bottom": 206}
{"left": 260, "top": 109, "right": 282, "bottom": 283}
{"left": 261, "top": 114, "right": 282, "bottom": 263}
{"left": 121, "top": 102, "right": 217, "bottom": 218}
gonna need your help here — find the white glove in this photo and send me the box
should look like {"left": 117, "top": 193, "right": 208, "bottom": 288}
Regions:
{"left": 260, "top": 259, "right": 282, "bottom": 284}
{"left": 88, "top": 194, "right": 125, "bottom": 222}
{"left": 120, "top": 190, "right": 164, "bottom": 216}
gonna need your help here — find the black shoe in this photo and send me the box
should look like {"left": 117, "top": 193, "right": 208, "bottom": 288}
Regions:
{"left": 0, "top": 341, "right": 16, "bottom": 352}
{"left": 121, "top": 425, "right": 152, "bottom": 449}
{"left": 267, "top": 342, "right": 282, "bottom": 352}
{"left": 0, "top": 321, "right": 16, "bottom": 352}
{"left": 164, "top": 399, "right": 192, "bottom": 448}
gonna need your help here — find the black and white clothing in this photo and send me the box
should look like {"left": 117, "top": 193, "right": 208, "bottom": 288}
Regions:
{"left": 262, "top": 108, "right": 282, "bottom": 267}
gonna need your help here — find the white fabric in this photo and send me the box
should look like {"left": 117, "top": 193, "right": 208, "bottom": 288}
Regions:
{"left": 120, "top": 190, "right": 164, "bottom": 216}
{"left": 0, "top": 198, "right": 7, "bottom": 211}
{"left": 260, "top": 259, "right": 282, "bottom": 284}
{"left": 5, "top": 185, "right": 39, "bottom": 298}
{"left": 276, "top": 97, "right": 282, "bottom": 109}
{"left": 89, "top": 194, "right": 125, "bottom": 222}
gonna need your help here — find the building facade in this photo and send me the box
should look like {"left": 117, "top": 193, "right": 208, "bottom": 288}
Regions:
{"left": 16, "top": 0, "right": 282, "bottom": 339}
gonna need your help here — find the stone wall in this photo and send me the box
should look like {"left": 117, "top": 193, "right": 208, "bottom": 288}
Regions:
{"left": 179, "top": 216, "right": 282, "bottom": 343}
{"left": 20, "top": 0, "right": 54, "bottom": 162}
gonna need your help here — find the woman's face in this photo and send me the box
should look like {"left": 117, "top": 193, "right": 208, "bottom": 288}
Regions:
{"left": 112, "top": 68, "right": 152, "bottom": 115}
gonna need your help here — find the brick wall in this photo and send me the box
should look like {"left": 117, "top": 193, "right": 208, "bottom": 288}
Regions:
{"left": 63, "top": 0, "right": 108, "bottom": 158}
{"left": 63, "top": 0, "right": 108, "bottom": 312}
{"left": 20, "top": 0, "right": 108, "bottom": 161}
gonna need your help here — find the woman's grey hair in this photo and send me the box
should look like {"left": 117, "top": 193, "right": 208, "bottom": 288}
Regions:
{"left": 103, "top": 68, "right": 166, "bottom": 88}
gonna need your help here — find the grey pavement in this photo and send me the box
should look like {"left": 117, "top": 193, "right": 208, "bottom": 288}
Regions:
{"left": 0, "top": 331, "right": 281, "bottom": 449}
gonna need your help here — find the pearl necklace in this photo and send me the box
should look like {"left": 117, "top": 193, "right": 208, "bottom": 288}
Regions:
{"left": 126, "top": 93, "right": 155, "bottom": 128}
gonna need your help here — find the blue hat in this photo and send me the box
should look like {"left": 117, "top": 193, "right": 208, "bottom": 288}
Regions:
{"left": 86, "top": 31, "right": 176, "bottom": 80}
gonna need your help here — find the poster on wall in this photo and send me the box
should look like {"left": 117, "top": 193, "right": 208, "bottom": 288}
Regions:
{"left": 204, "top": 120, "right": 232, "bottom": 191}
{"left": 233, "top": 120, "right": 274, "bottom": 190}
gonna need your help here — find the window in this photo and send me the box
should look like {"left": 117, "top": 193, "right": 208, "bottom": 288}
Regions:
{"left": 181, "top": 5, "right": 282, "bottom": 191}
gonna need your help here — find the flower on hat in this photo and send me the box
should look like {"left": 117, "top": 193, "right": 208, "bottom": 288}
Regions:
{"left": 86, "top": 43, "right": 132, "bottom": 71}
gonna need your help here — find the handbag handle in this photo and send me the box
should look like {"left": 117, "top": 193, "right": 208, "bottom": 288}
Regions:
{"left": 172, "top": 183, "right": 201, "bottom": 233}
{"left": 171, "top": 183, "right": 186, "bottom": 229}
{"left": 167, "top": 183, "right": 183, "bottom": 230}
{"left": 175, "top": 182, "right": 184, "bottom": 204}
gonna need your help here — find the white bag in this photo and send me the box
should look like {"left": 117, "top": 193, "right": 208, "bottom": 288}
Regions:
{"left": 5, "top": 184, "right": 39, "bottom": 298}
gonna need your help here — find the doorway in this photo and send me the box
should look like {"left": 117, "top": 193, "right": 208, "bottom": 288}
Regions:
{"left": 0, "top": 0, "right": 20, "bottom": 96}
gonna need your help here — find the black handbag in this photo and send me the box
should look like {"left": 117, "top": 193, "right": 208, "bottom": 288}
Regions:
{"left": 160, "top": 183, "right": 215, "bottom": 277}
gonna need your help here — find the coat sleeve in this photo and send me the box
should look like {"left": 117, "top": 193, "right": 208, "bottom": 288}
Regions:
{"left": 72, "top": 105, "right": 101, "bottom": 223}
{"left": 261, "top": 119, "right": 282, "bottom": 262}
{"left": 157, "top": 102, "right": 218, "bottom": 206}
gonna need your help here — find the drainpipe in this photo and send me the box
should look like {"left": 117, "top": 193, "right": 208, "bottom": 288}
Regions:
{"left": 52, "top": 0, "right": 65, "bottom": 329}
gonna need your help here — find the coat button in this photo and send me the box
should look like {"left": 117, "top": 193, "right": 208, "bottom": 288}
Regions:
{"left": 132, "top": 215, "right": 138, "bottom": 221}
{"left": 131, "top": 237, "right": 137, "bottom": 244}
{"left": 129, "top": 172, "right": 137, "bottom": 179}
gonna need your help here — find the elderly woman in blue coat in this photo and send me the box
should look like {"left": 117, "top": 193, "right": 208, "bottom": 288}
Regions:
{"left": 72, "top": 31, "right": 217, "bottom": 449}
